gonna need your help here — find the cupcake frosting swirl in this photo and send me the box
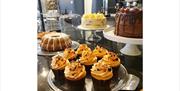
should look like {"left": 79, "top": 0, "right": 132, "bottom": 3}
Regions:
{"left": 91, "top": 62, "right": 113, "bottom": 80}
{"left": 79, "top": 51, "right": 97, "bottom": 65}
{"left": 51, "top": 54, "right": 70, "bottom": 70}
{"left": 100, "top": 52, "right": 121, "bottom": 67}
{"left": 64, "top": 61, "right": 86, "bottom": 80}
{"left": 63, "top": 48, "right": 77, "bottom": 60}
{"left": 76, "top": 44, "right": 91, "bottom": 55}
{"left": 92, "top": 46, "right": 108, "bottom": 58}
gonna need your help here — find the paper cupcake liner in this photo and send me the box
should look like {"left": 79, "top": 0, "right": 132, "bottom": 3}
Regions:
{"left": 92, "top": 77, "right": 111, "bottom": 91}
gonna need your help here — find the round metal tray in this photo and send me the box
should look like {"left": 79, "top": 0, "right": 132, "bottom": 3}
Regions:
{"left": 37, "top": 41, "right": 79, "bottom": 56}
{"left": 47, "top": 64, "right": 129, "bottom": 91}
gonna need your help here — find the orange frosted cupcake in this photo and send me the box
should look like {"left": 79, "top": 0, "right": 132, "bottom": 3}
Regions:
{"left": 100, "top": 52, "right": 121, "bottom": 78}
{"left": 51, "top": 54, "right": 70, "bottom": 83}
{"left": 92, "top": 46, "right": 108, "bottom": 60}
{"left": 91, "top": 62, "right": 113, "bottom": 91}
{"left": 79, "top": 50, "right": 97, "bottom": 74}
{"left": 75, "top": 44, "right": 91, "bottom": 58}
{"left": 63, "top": 48, "right": 77, "bottom": 61}
{"left": 64, "top": 61, "right": 86, "bottom": 91}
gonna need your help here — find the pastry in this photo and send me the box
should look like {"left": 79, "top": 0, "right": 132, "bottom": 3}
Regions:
{"left": 100, "top": 52, "right": 121, "bottom": 78}
{"left": 51, "top": 54, "right": 70, "bottom": 83}
{"left": 79, "top": 50, "right": 97, "bottom": 74}
{"left": 64, "top": 61, "right": 86, "bottom": 91}
{"left": 63, "top": 48, "right": 77, "bottom": 61}
{"left": 91, "top": 62, "right": 113, "bottom": 91}
{"left": 92, "top": 45, "right": 108, "bottom": 60}
{"left": 40, "top": 32, "right": 72, "bottom": 52}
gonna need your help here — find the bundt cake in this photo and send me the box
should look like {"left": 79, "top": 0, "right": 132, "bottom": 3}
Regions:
{"left": 40, "top": 32, "right": 72, "bottom": 52}
{"left": 114, "top": 7, "right": 143, "bottom": 38}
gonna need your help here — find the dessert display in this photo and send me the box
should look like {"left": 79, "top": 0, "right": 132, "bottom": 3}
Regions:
{"left": 64, "top": 61, "right": 86, "bottom": 91}
{"left": 63, "top": 48, "right": 77, "bottom": 61}
{"left": 81, "top": 13, "right": 107, "bottom": 28}
{"left": 91, "top": 62, "right": 113, "bottom": 91}
{"left": 51, "top": 54, "right": 70, "bottom": 83}
{"left": 47, "top": 44, "right": 128, "bottom": 91}
{"left": 114, "top": 7, "right": 143, "bottom": 38}
{"left": 79, "top": 50, "right": 97, "bottom": 73}
{"left": 75, "top": 44, "right": 91, "bottom": 58}
{"left": 92, "top": 45, "right": 108, "bottom": 60}
{"left": 40, "top": 32, "right": 72, "bottom": 52}
{"left": 100, "top": 52, "right": 121, "bottom": 78}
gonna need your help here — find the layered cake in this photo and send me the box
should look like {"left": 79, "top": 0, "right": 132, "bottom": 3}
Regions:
{"left": 81, "top": 13, "right": 107, "bottom": 28}
{"left": 114, "top": 7, "right": 143, "bottom": 38}
{"left": 40, "top": 32, "right": 72, "bottom": 52}
{"left": 91, "top": 62, "right": 113, "bottom": 91}
{"left": 64, "top": 61, "right": 86, "bottom": 91}
{"left": 51, "top": 54, "right": 70, "bottom": 83}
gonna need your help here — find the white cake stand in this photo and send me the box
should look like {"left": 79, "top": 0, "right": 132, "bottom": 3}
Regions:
{"left": 103, "top": 27, "right": 142, "bottom": 56}
{"left": 77, "top": 25, "right": 110, "bottom": 43}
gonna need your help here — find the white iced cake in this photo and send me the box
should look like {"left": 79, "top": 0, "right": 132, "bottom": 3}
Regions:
{"left": 81, "top": 13, "right": 107, "bottom": 28}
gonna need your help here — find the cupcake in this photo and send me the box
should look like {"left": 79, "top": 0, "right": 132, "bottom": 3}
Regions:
{"left": 92, "top": 45, "right": 108, "bottom": 60}
{"left": 75, "top": 44, "right": 91, "bottom": 58}
{"left": 100, "top": 52, "right": 121, "bottom": 78}
{"left": 91, "top": 62, "right": 113, "bottom": 91}
{"left": 64, "top": 61, "right": 86, "bottom": 91}
{"left": 51, "top": 54, "right": 70, "bottom": 84}
{"left": 63, "top": 48, "right": 77, "bottom": 61}
{"left": 79, "top": 50, "right": 97, "bottom": 74}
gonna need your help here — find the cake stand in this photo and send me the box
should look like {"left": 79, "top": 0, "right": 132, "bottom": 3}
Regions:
{"left": 103, "top": 27, "right": 142, "bottom": 56}
{"left": 77, "top": 25, "right": 110, "bottom": 44}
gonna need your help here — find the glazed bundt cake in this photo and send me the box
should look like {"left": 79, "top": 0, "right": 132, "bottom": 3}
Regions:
{"left": 40, "top": 32, "right": 72, "bottom": 52}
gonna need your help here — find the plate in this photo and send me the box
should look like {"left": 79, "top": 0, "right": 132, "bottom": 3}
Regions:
{"left": 37, "top": 41, "right": 79, "bottom": 56}
{"left": 47, "top": 64, "right": 129, "bottom": 91}
{"left": 103, "top": 27, "right": 142, "bottom": 45}
{"left": 77, "top": 25, "right": 110, "bottom": 31}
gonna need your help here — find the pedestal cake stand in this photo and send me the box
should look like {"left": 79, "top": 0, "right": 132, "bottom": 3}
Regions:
{"left": 77, "top": 25, "right": 110, "bottom": 43}
{"left": 103, "top": 27, "right": 142, "bottom": 56}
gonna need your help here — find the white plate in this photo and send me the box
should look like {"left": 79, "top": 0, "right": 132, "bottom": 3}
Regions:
{"left": 37, "top": 41, "right": 79, "bottom": 56}
{"left": 77, "top": 25, "right": 110, "bottom": 31}
{"left": 103, "top": 27, "right": 142, "bottom": 45}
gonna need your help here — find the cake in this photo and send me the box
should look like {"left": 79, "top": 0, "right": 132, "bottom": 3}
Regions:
{"left": 40, "top": 32, "right": 72, "bottom": 52}
{"left": 100, "top": 52, "right": 121, "bottom": 78}
{"left": 64, "top": 61, "right": 86, "bottom": 91}
{"left": 51, "top": 54, "right": 70, "bottom": 83}
{"left": 63, "top": 48, "right": 77, "bottom": 61}
{"left": 81, "top": 13, "right": 107, "bottom": 28}
{"left": 79, "top": 50, "right": 97, "bottom": 74}
{"left": 75, "top": 44, "right": 91, "bottom": 58}
{"left": 92, "top": 45, "right": 108, "bottom": 60}
{"left": 37, "top": 31, "right": 50, "bottom": 39}
{"left": 91, "top": 62, "right": 113, "bottom": 91}
{"left": 114, "top": 7, "right": 143, "bottom": 38}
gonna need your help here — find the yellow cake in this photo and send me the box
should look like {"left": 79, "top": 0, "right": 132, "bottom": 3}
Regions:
{"left": 81, "top": 13, "right": 107, "bottom": 28}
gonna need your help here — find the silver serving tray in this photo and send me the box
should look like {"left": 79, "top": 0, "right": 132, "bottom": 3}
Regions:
{"left": 37, "top": 41, "right": 79, "bottom": 56}
{"left": 47, "top": 64, "right": 139, "bottom": 91}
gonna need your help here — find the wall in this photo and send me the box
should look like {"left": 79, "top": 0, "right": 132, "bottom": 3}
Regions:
{"left": 58, "top": 0, "right": 84, "bottom": 15}
{"left": 92, "top": 0, "right": 103, "bottom": 13}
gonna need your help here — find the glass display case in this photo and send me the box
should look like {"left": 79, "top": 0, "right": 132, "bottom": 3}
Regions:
{"left": 37, "top": 0, "right": 143, "bottom": 91}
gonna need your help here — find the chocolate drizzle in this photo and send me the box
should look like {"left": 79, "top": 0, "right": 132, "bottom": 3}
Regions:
{"left": 114, "top": 7, "right": 143, "bottom": 38}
